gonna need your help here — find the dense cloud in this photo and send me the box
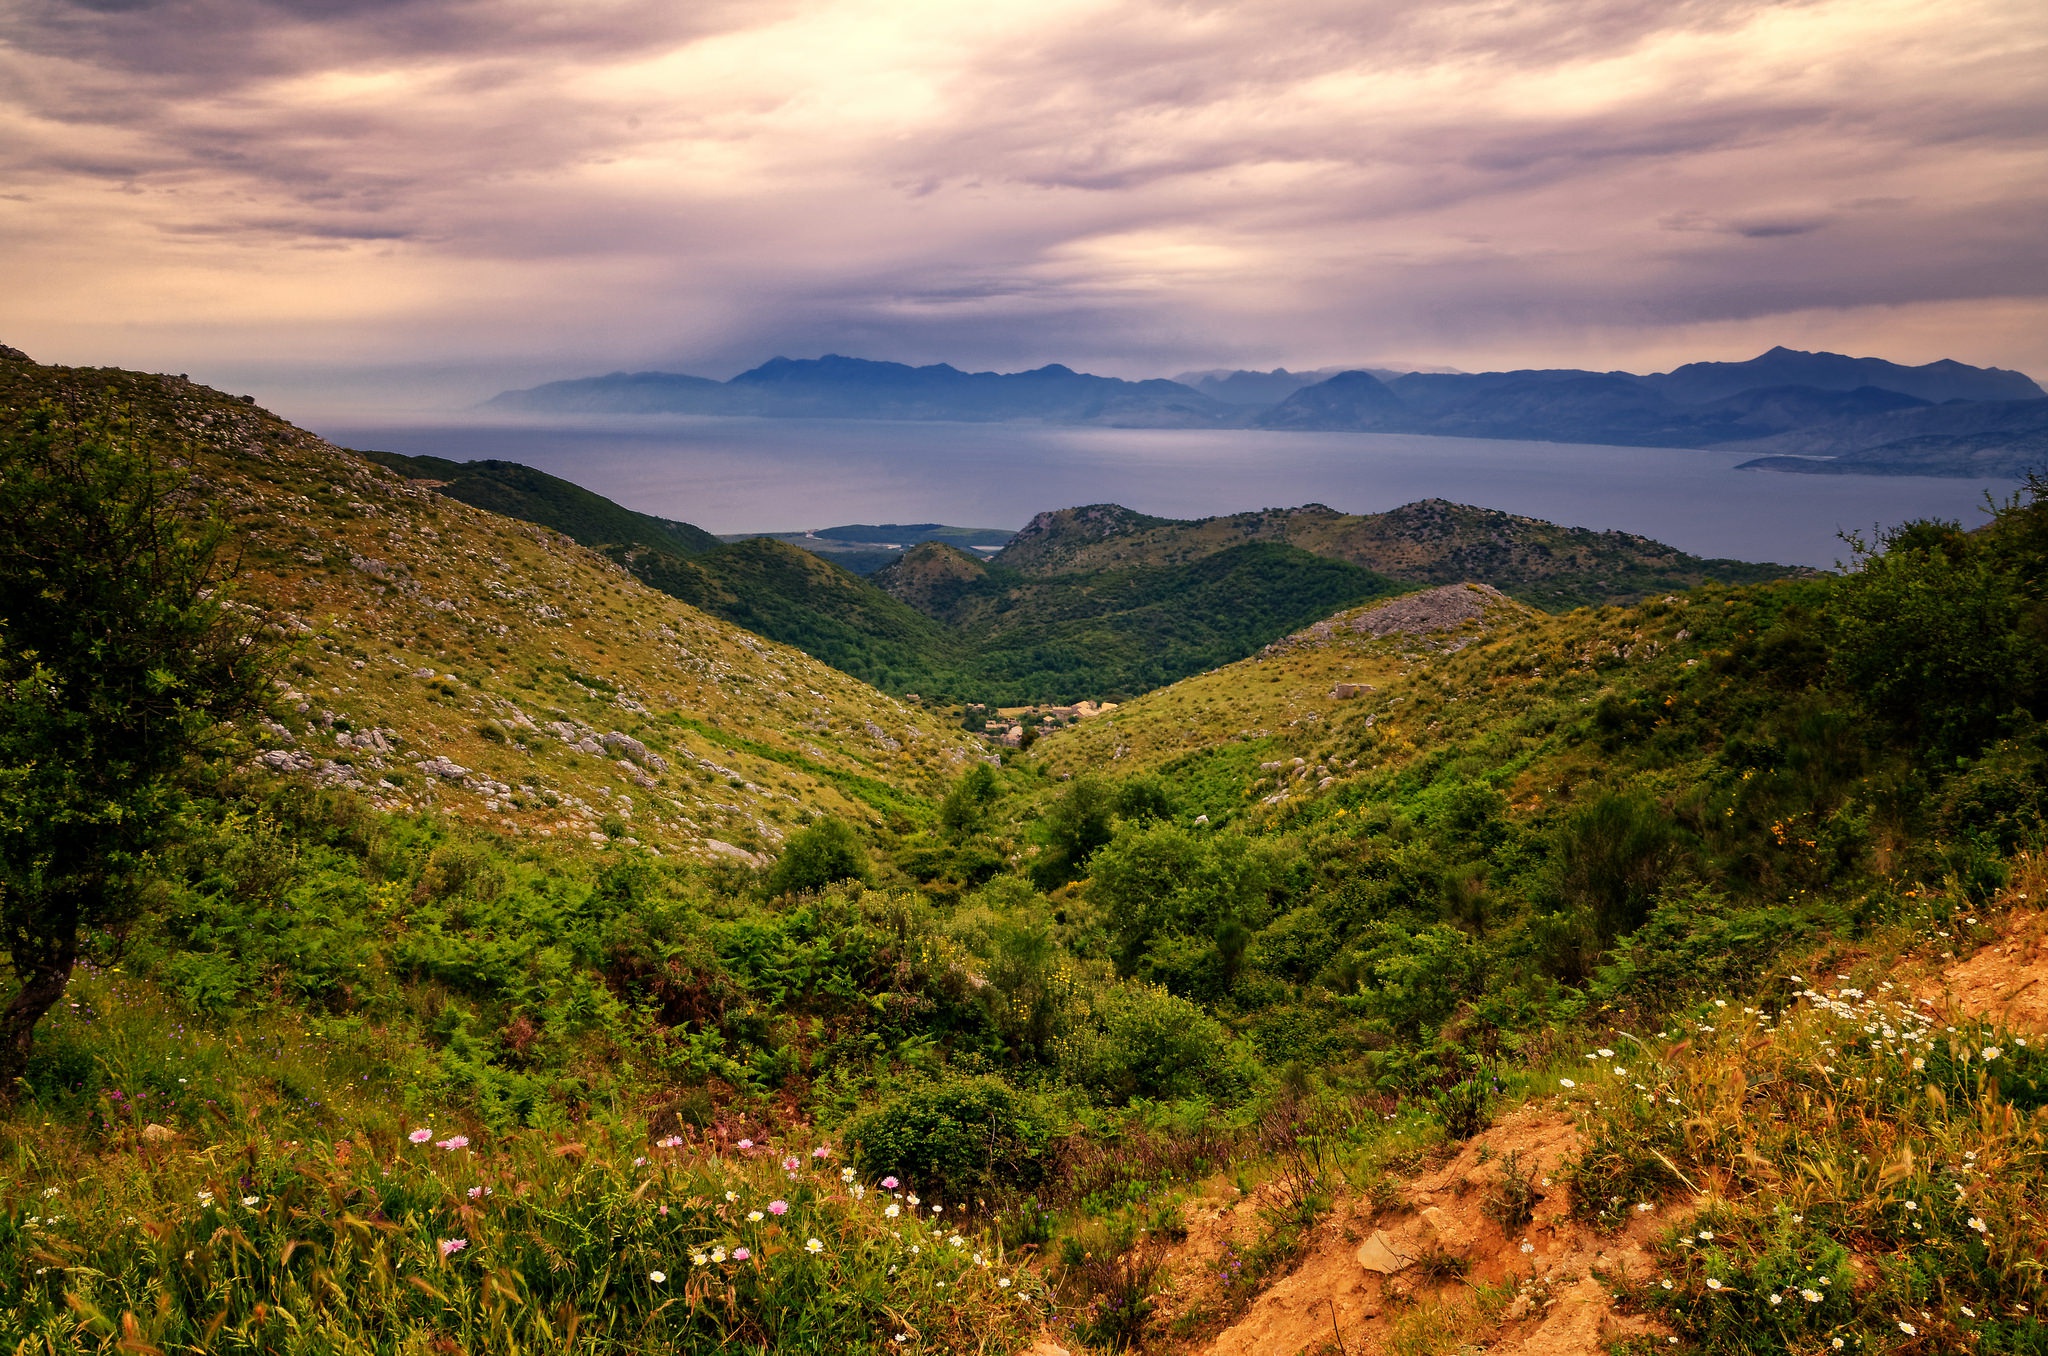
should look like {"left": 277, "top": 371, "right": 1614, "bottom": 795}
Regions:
{"left": 1, "top": 0, "right": 2044, "bottom": 408}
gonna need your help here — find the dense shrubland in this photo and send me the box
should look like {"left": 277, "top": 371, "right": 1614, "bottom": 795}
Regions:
{"left": 4, "top": 474, "right": 2046, "bottom": 1350}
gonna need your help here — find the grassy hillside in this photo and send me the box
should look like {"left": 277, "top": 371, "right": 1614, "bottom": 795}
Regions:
{"left": 993, "top": 499, "right": 1805, "bottom": 611}
{"left": 0, "top": 355, "right": 979, "bottom": 864}
{"left": 359, "top": 450, "right": 723, "bottom": 556}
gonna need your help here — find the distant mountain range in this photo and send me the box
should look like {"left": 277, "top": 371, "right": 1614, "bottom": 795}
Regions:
{"left": 488, "top": 347, "right": 2048, "bottom": 478}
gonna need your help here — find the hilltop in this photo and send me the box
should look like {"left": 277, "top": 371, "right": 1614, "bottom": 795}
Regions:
{"left": 0, "top": 351, "right": 980, "bottom": 864}
{"left": 983, "top": 499, "right": 1802, "bottom": 611}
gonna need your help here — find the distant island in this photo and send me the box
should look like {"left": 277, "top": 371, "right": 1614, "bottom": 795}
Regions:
{"left": 487, "top": 347, "right": 2048, "bottom": 479}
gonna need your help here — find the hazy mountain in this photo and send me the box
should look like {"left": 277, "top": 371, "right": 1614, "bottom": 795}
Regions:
{"left": 1255, "top": 369, "right": 1408, "bottom": 430}
{"left": 1717, "top": 396, "right": 2048, "bottom": 459}
{"left": 1248, "top": 350, "right": 2042, "bottom": 453}
{"left": 1646, "top": 345, "right": 2044, "bottom": 405}
{"left": 490, "top": 354, "right": 1234, "bottom": 426}
{"left": 486, "top": 347, "right": 2042, "bottom": 462}
{"left": 1174, "top": 366, "right": 1407, "bottom": 405}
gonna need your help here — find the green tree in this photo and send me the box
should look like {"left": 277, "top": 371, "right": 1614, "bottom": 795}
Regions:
{"left": 764, "top": 817, "right": 871, "bottom": 897}
{"left": 1029, "top": 774, "right": 1115, "bottom": 889}
{"left": 0, "top": 404, "right": 271, "bottom": 1091}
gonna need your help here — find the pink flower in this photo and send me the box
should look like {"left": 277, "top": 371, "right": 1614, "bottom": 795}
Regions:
{"left": 812, "top": 1145, "right": 830, "bottom": 1160}
{"left": 409, "top": 1128, "right": 432, "bottom": 1144}
{"left": 782, "top": 1156, "right": 800, "bottom": 1173}
{"left": 439, "top": 1238, "right": 467, "bottom": 1257}
{"left": 737, "top": 1138, "right": 753, "bottom": 1150}
{"left": 767, "top": 1200, "right": 789, "bottom": 1216}
{"left": 732, "top": 1247, "right": 751, "bottom": 1260}
{"left": 436, "top": 1135, "right": 470, "bottom": 1151}
{"left": 881, "top": 1176, "right": 899, "bottom": 1190}
{"left": 658, "top": 1135, "right": 684, "bottom": 1148}
{"left": 466, "top": 1186, "right": 483, "bottom": 1199}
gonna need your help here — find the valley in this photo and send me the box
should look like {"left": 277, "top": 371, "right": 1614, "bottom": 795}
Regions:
{"left": 3, "top": 348, "right": 2046, "bottom": 1356}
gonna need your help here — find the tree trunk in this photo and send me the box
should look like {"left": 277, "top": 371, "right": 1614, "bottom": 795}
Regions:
{"left": 0, "top": 910, "right": 78, "bottom": 1097}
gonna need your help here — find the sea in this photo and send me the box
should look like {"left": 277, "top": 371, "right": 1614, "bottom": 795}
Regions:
{"left": 313, "top": 414, "right": 2022, "bottom": 570}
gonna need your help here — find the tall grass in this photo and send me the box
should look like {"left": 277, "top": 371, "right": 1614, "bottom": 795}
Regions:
{"left": 1561, "top": 967, "right": 2047, "bottom": 1353}
{"left": 2, "top": 979, "right": 1043, "bottom": 1354}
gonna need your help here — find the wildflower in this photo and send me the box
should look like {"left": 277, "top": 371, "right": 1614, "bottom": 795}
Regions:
{"left": 806, "top": 1237, "right": 824, "bottom": 1254}
{"left": 1660, "top": 1279, "right": 1673, "bottom": 1290}
{"left": 1560, "top": 1078, "right": 1576, "bottom": 1089}
{"left": 737, "top": 1138, "right": 753, "bottom": 1149}
{"left": 733, "top": 1247, "right": 750, "bottom": 1261}
{"left": 999, "top": 1277, "right": 1011, "bottom": 1288}
{"left": 852, "top": 1183, "right": 866, "bottom": 1200}
{"left": 768, "top": 1200, "right": 789, "bottom": 1215}
{"left": 436, "top": 1135, "right": 469, "bottom": 1151}
{"left": 1597, "top": 1048, "right": 1614, "bottom": 1057}
{"left": 748, "top": 1211, "right": 764, "bottom": 1222}
{"left": 1899, "top": 1322, "right": 1917, "bottom": 1336}
{"left": 468, "top": 1186, "right": 484, "bottom": 1199}
{"left": 439, "top": 1238, "right": 467, "bottom": 1257}
{"left": 949, "top": 1235, "right": 963, "bottom": 1247}
{"left": 1802, "top": 1289, "right": 1823, "bottom": 1303}
{"left": 692, "top": 1253, "right": 709, "bottom": 1267}
{"left": 196, "top": 1191, "right": 214, "bottom": 1208}
{"left": 409, "top": 1128, "right": 432, "bottom": 1144}
{"left": 907, "top": 1193, "right": 920, "bottom": 1206}
{"left": 841, "top": 1167, "right": 857, "bottom": 1183}
{"left": 711, "top": 1247, "right": 726, "bottom": 1263}
{"left": 633, "top": 1156, "right": 647, "bottom": 1167}
{"left": 1768, "top": 1294, "right": 1782, "bottom": 1306}
{"left": 650, "top": 1270, "right": 666, "bottom": 1283}
{"left": 1706, "top": 1279, "right": 1724, "bottom": 1291}
{"left": 1791, "top": 1214, "right": 1802, "bottom": 1223}
{"left": 886, "top": 1204, "right": 901, "bottom": 1218}
{"left": 1832, "top": 1341, "right": 1844, "bottom": 1349}
{"left": 1968, "top": 1216, "right": 1987, "bottom": 1232}
{"left": 974, "top": 1252, "right": 987, "bottom": 1266}
{"left": 658, "top": 1135, "right": 684, "bottom": 1148}
{"left": 882, "top": 1176, "right": 899, "bottom": 1189}
{"left": 1698, "top": 1231, "right": 1713, "bottom": 1241}
{"left": 894, "top": 1336, "right": 908, "bottom": 1345}
{"left": 40, "top": 1188, "right": 58, "bottom": 1198}
{"left": 932, "top": 1204, "right": 944, "bottom": 1214}
{"left": 1912, "top": 1056, "right": 1926, "bottom": 1070}
{"left": 1982, "top": 1046, "right": 2003, "bottom": 1061}
{"left": 1960, "top": 1306, "right": 1976, "bottom": 1318}
{"left": 658, "top": 1205, "right": 667, "bottom": 1215}
{"left": 783, "top": 1156, "right": 801, "bottom": 1173}
{"left": 1520, "top": 1242, "right": 1534, "bottom": 1254}
{"left": 1614, "top": 1067, "right": 1628, "bottom": 1077}
{"left": 1636, "top": 1203, "right": 1653, "bottom": 1214}
{"left": 1904, "top": 1201, "right": 1917, "bottom": 1211}
{"left": 241, "top": 1195, "right": 260, "bottom": 1207}
{"left": 725, "top": 1190, "right": 737, "bottom": 1203}
{"left": 812, "top": 1145, "right": 831, "bottom": 1159}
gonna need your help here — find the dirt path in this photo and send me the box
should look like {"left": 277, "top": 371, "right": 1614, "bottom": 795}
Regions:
{"left": 1941, "top": 907, "right": 2048, "bottom": 1030}
{"left": 1173, "top": 1106, "right": 1670, "bottom": 1356}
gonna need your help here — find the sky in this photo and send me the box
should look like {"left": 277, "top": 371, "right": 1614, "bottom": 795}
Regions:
{"left": 2, "top": 0, "right": 2045, "bottom": 416}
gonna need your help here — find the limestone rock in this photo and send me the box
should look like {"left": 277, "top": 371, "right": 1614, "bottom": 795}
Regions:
{"left": 1356, "top": 1229, "right": 1413, "bottom": 1274}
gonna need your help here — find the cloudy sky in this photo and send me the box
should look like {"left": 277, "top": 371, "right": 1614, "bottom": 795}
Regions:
{"left": 3, "top": 0, "right": 2045, "bottom": 413}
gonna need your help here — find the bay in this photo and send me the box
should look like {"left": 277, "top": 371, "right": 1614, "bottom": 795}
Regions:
{"left": 314, "top": 414, "right": 2017, "bottom": 569}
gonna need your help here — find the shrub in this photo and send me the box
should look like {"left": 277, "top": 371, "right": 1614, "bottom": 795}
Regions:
{"left": 844, "top": 1074, "right": 1052, "bottom": 1203}
{"left": 1064, "top": 981, "right": 1256, "bottom": 1104}
{"left": 766, "top": 817, "right": 871, "bottom": 896}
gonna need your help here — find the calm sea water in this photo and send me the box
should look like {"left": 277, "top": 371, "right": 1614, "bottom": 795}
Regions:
{"left": 315, "top": 415, "right": 2018, "bottom": 570}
